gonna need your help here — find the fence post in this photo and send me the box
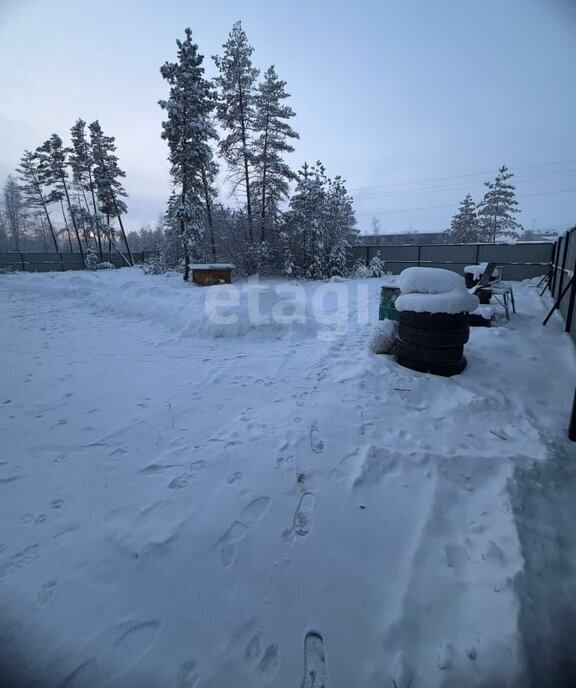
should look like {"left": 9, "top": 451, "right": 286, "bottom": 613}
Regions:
{"left": 20, "top": 253, "right": 26, "bottom": 272}
{"left": 475, "top": 244, "right": 480, "bottom": 264}
{"left": 550, "top": 238, "right": 560, "bottom": 296}
{"left": 570, "top": 388, "right": 576, "bottom": 442}
{"left": 565, "top": 243, "right": 576, "bottom": 334}
{"left": 366, "top": 246, "right": 370, "bottom": 264}
{"left": 557, "top": 233, "right": 570, "bottom": 302}
{"left": 417, "top": 245, "right": 421, "bottom": 267}
{"left": 59, "top": 252, "right": 64, "bottom": 272}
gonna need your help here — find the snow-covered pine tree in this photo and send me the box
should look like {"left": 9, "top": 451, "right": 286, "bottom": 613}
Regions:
{"left": 159, "top": 28, "right": 219, "bottom": 280}
{"left": 477, "top": 166, "right": 522, "bottom": 242}
{"left": 326, "top": 239, "right": 350, "bottom": 277}
{"left": 213, "top": 21, "right": 259, "bottom": 243}
{"left": 369, "top": 252, "right": 385, "bottom": 277}
{"left": 445, "top": 194, "right": 480, "bottom": 243}
{"left": 89, "top": 120, "right": 133, "bottom": 265}
{"left": 39, "top": 134, "right": 85, "bottom": 258}
{"left": 283, "top": 162, "right": 358, "bottom": 278}
{"left": 285, "top": 162, "right": 327, "bottom": 278}
{"left": 17, "top": 149, "right": 59, "bottom": 251}
{"left": 70, "top": 119, "right": 104, "bottom": 259}
{"left": 253, "top": 65, "right": 299, "bottom": 243}
{"left": 323, "top": 174, "right": 358, "bottom": 260}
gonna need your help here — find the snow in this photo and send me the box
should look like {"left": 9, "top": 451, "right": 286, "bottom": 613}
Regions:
{"left": 397, "top": 266, "right": 464, "bottom": 294}
{"left": 396, "top": 290, "right": 480, "bottom": 314}
{"left": 396, "top": 267, "right": 480, "bottom": 313}
{"left": 367, "top": 319, "right": 398, "bottom": 354}
{"left": 1, "top": 268, "right": 576, "bottom": 687}
{"left": 190, "top": 264, "right": 235, "bottom": 270}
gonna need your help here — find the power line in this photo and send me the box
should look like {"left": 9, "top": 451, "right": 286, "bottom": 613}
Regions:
{"left": 355, "top": 186, "right": 576, "bottom": 216}
{"left": 353, "top": 171, "right": 576, "bottom": 201}
{"left": 348, "top": 159, "right": 576, "bottom": 194}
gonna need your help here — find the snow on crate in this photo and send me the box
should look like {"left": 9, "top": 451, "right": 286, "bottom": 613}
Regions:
{"left": 395, "top": 266, "right": 479, "bottom": 314}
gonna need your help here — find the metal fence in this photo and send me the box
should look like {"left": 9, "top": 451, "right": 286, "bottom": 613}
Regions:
{"left": 0, "top": 251, "right": 159, "bottom": 272}
{"left": 548, "top": 227, "right": 576, "bottom": 343}
{"left": 349, "top": 241, "right": 553, "bottom": 281}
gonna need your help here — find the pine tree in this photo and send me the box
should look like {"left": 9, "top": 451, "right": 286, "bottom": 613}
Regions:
{"left": 213, "top": 21, "right": 259, "bottom": 242}
{"left": 39, "top": 134, "right": 85, "bottom": 258}
{"left": 89, "top": 120, "right": 133, "bottom": 264}
{"left": 159, "top": 28, "right": 219, "bottom": 279}
{"left": 446, "top": 194, "right": 480, "bottom": 243}
{"left": 284, "top": 162, "right": 357, "bottom": 278}
{"left": 17, "top": 150, "right": 59, "bottom": 251}
{"left": 70, "top": 119, "right": 104, "bottom": 259}
{"left": 253, "top": 65, "right": 299, "bottom": 242}
{"left": 477, "top": 166, "right": 522, "bottom": 242}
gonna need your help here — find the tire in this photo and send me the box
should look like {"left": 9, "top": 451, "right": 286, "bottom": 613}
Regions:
{"left": 395, "top": 352, "right": 467, "bottom": 377}
{"left": 398, "top": 311, "right": 469, "bottom": 330}
{"left": 395, "top": 338, "right": 464, "bottom": 365}
{"left": 399, "top": 324, "right": 469, "bottom": 347}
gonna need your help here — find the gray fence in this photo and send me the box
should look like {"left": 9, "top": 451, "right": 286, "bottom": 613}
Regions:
{"left": 548, "top": 227, "right": 576, "bottom": 342}
{"left": 349, "top": 241, "right": 553, "bottom": 281}
{"left": 0, "top": 251, "right": 159, "bottom": 272}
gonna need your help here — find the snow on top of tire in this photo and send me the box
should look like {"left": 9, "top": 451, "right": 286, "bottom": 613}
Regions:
{"left": 396, "top": 267, "right": 479, "bottom": 313}
{"left": 395, "top": 290, "right": 479, "bottom": 314}
{"left": 397, "top": 267, "right": 464, "bottom": 295}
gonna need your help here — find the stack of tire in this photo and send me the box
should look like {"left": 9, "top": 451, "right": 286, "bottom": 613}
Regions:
{"left": 395, "top": 311, "right": 469, "bottom": 376}
{"left": 394, "top": 267, "right": 479, "bottom": 377}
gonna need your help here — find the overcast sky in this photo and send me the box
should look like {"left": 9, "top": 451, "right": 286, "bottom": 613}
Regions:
{"left": 1, "top": 0, "right": 575, "bottom": 234}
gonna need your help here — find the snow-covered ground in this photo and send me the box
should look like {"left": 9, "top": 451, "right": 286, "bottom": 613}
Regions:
{"left": 1, "top": 268, "right": 575, "bottom": 688}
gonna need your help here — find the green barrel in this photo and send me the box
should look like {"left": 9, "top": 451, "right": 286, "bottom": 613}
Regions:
{"left": 379, "top": 284, "right": 401, "bottom": 321}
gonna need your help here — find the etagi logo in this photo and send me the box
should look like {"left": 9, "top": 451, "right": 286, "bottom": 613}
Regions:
{"left": 203, "top": 277, "right": 371, "bottom": 341}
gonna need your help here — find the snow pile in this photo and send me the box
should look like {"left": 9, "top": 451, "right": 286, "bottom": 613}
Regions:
{"left": 396, "top": 267, "right": 479, "bottom": 314}
{"left": 367, "top": 319, "right": 398, "bottom": 353}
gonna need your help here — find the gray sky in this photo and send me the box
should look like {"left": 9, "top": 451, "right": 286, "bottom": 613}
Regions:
{"left": 1, "top": 0, "right": 575, "bottom": 234}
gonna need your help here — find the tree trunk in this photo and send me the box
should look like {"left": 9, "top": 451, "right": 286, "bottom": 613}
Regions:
{"left": 60, "top": 199, "right": 74, "bottom": 252}
{"left": 180, "top": 177, "right": 190, "bottom": 281}
{"left": 60, "top": 174, "right": 84, "bottom": 259}
{"left": 87, "top": 171, "right": 104, "bottom": 260}
{"left": 260, "top": 111, "right": 270, "bottom": 243}
{"left": 112, "top": 196, "right": 134, "bottom": 265}
{"left": 201, "top": 167, "right": 217, "bottom": 262}
{"left": 237, "top": 80, "right": 253, "bottom": 242}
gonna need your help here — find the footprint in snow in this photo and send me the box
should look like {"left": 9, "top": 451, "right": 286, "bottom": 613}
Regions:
{"left": 293, "top": 493, "right": 316, "bottom": 537}
{"left": 37, "top": 580, "right": 57, "bottom": 608}
{"left": 108, "top": 619, "right": 162, "bottom": 676}
{"left": 301, "top": 632, "right": 328, "bottom": 688}
{"left": 392, "top": 652, "right": 412, "bottom": 688}
{"left": 176, "top": 660, "right": 201, "bottom": 688}
{"left": 310, "top": 421, "right": 324, "bottom": 454}
{"left": 217, "top": 497, "right": 271, "bottom": 568}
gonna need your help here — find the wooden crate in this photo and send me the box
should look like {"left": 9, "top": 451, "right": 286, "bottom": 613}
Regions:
{"left": 191, "top": 264, "right": 234, "bottom": 286}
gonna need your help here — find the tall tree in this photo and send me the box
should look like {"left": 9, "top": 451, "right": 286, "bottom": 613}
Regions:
{"left": 89, "top": 120, "right": 133, "bottom": 264}
{"left": 445, "top": 194, "right": 480, "bottom": 243}
{"left": 70, "top": 119, "right": 103, "bottom": 259}
{"left": 477, "top": 165, "right": 522, "bottom": 242}
{"left": 39, "top": 134, "right": 85, "bottom": 259}
{"left": 253, "top": 65, "right": 299, "bottom": 243}
{"left": 2, "top": 176, "right": 26, "bottom": 252}
{"left": 213, "top": 21, "right": 259, "bottom": 242}
{"left": 159, "top": 28, "right": 219, "bottom": 279}
{"left": 17, "top": 150, "right": 59, "bottom": 251}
